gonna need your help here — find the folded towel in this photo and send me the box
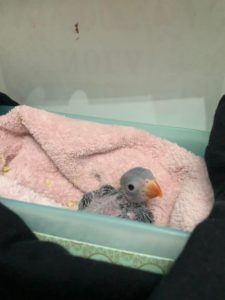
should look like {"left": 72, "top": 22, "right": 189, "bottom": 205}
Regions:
{"left": 0, "top": 175, "right": 62, "bottom": 207}
{"left": 0, "top": 106, "right": 214, "bottom": 230}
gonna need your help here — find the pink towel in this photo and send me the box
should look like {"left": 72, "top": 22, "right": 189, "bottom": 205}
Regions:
{"left": 0, "top": 106, "right": 214, "bottom": 231}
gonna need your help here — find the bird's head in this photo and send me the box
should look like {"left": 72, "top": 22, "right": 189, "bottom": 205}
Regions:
{"left": 120, "top": 167, "right": 163, "bottom": 204}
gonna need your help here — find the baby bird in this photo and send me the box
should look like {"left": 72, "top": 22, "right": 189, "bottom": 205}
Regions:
{"left": 78, "top": 167, "right": 162, "bottom": 223}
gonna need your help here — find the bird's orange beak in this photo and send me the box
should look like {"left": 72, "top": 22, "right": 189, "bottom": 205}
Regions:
{"left": 144, "top": 179, "right": 163, "bottom": 200}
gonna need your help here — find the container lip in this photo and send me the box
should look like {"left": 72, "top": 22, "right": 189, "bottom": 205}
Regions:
{"left": 0, "top": 197, "right": 190, "bottom": 239}
{"left": 1, "top": 197, "right": 190, "bottom": 260}
{"left": 0, "top": 104, "right": 210, "bottom": 134}
{"left": 55, "top": 110, "right": 210, "bottom": 135}
{"left": 72, "top": 210, "right": 190, "bottom": 238}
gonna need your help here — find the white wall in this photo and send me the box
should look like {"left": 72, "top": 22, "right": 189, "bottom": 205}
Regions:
{"left": 0, "top": 0, "right": 225, "bottom": 130}
{"left": 0, "top": 66, "right": 7, "bottom": 94}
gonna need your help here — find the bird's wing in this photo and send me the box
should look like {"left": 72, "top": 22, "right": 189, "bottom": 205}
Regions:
{"left": 78, "top": 192, "right": 95, "bottom": 210}
{"left": 134, "top": 206, "right": 154, "bottom": 223}
{"left": 78, "top": 185, "right": 117, "bottom": 210}
{"left": 97, "top": 185, "right": 117, "bottom": 196}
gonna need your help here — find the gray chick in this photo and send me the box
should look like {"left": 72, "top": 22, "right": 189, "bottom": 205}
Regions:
{"left": 78, "top": 167, "right": 162, "bottom": 223}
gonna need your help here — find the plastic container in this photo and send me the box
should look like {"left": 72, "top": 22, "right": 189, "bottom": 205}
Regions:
{"left": 0, "top": 105, "right": 210, "bottom": 274}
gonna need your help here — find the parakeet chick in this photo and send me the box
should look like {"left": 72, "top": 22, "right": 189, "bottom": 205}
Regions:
{"left": 78, "top": 167, "right": 162, "bottom": 223}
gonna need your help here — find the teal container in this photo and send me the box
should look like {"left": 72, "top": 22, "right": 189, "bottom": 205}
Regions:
{"left": 0, "top": 106, "right": 210, "bottom": 274}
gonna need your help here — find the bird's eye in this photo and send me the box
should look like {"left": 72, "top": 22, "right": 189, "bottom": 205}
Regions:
{"left": 128, "top": 184, "right": 135, "bottom": 191}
